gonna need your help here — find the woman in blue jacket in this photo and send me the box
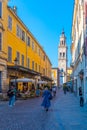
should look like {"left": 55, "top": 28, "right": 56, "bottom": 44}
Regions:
{"left": 41, "top": 87, "right": 52, "bottom": 111}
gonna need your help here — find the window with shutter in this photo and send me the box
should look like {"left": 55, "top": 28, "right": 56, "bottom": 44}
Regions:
{"left": 0, "top": 32, "right": 2, "bottom": 51}
{"left": 8, "top": 47, "right": 12, "bottom": 62}
{"left": 0, "top": 2, "right": 2, "bottom": 18}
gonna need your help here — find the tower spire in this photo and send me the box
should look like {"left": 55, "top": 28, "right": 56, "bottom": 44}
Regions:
{"left": 62, "top": 28, "right": 65, "bottom": 35}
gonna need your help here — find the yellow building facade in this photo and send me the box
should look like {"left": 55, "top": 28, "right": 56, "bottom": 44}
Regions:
{"left": 0, "top": 0, "right": 52, "bottom": 94}
{"left": 67, "top": 68, "right": 72, "bottom": 82}
{"left": 0, "top": 0, "right": 8, "bottom": 97}
{"left": 51, "top": 68, "right": 59, "bottom": 86}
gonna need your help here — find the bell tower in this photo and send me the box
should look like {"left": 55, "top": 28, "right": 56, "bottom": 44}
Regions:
{"left": 58, "top": 30, "right": 68, "bottom": 83}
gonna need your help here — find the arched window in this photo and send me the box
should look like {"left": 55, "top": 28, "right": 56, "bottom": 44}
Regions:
{"left": 63, "top": 52, "right": 65, "bottom": 57}
{"left": 60, "top": 52, "right": 62, "bottom": 57}
{"left": 62, "top": 41, "right": 63, "bottom": 45}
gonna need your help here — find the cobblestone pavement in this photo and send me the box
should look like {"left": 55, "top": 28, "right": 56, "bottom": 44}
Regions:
{"left": 0, "top": 88, "right": 87, "bottom": 130}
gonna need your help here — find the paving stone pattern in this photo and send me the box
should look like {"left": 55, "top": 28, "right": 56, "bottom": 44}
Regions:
{"left": 0, "top": 88, "right": 87, "bottom": 130}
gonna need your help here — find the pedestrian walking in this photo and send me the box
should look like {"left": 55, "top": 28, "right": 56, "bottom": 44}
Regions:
{"left": 41, "top": 87, "right": 52, "bottom": 111}
{"left": 7, "top": 85, "right": 16, "bottom": 107}
{"left": 52, "top": 86, "right": 56, "bottom": 97}
{"left": 35, "top": 85, "right": 40, "bottom": 97}
{"left": 63, "top": 83, "right": 67, "bottom": 94}
{"left": 79, "top": 87, "right": 84, "bottom": 107}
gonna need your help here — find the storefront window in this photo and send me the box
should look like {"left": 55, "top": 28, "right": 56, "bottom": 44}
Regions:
{"left": 0, "top": 72, "right": 2, "bottom": 92}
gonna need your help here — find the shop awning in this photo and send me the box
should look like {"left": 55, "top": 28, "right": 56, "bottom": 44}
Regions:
{"left": 38, "top": 81, "right": 47, "bottom": 84}
{"left": 10, "top": 78, "right": 35, "bottom": 83}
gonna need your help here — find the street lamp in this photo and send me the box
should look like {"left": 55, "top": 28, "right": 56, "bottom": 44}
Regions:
{"left": 14, "top": 57, "right": 18, "bottom": 89}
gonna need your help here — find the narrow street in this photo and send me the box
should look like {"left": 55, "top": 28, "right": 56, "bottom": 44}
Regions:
{"left": 0, "top": 88, "right": 87, "bottom": 130}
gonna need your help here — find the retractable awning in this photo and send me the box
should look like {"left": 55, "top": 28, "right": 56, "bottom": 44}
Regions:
{"left": 10, "top": 78, "right": 35, "bottom": 83}
{"left": 38, "top": 81, "right": 47, "bottom": 84}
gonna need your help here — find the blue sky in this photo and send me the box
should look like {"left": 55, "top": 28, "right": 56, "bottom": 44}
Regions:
{"left": 8, "top": 0, "right": 74, "bottom": 67}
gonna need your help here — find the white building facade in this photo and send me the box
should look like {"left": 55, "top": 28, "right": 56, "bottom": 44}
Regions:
{"left": 71, "top": 0, "right": 87, "bottom": 103}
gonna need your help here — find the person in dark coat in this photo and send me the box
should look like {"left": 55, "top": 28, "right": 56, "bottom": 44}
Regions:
{"left": 79, "top": 87, "right": 84, "bottom": 107}
{"left": 41, "top": 87, "right": 52, "bottom": 111}
{"left": 7, "top": 85, "right": 16, "bottom": 107}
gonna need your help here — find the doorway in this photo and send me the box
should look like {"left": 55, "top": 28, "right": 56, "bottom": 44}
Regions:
{"left": 0, "top": 72, "right": 2, "bottom": 92}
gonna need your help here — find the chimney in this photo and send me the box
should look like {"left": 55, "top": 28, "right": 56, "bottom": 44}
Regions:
{"left": 13, "top": 6, "right": 17, "bottom": 14}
